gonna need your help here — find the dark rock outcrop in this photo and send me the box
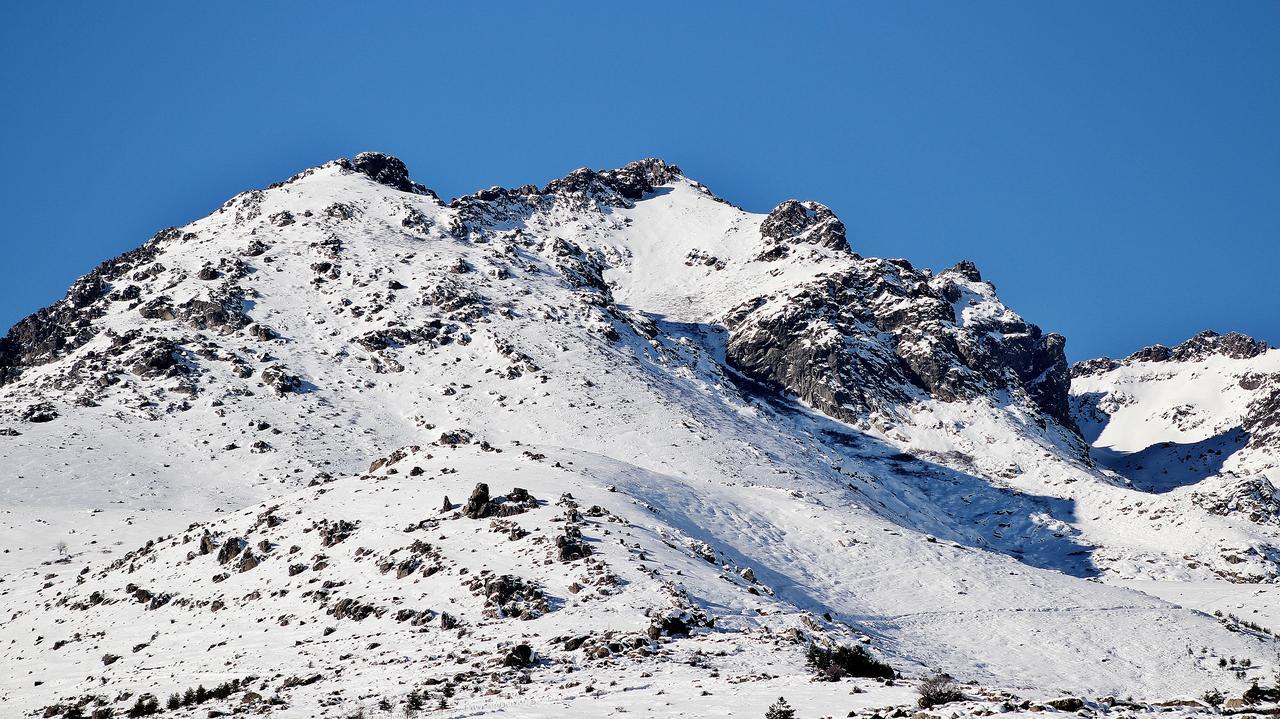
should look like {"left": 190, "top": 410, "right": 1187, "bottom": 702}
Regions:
{"left": 1169, "top": 330, "right": 1268, "bottom": 362}
{"left": 345, "top": 152, "right": 436, "bottom": 198}
{"left": 0, "top": 230, "right": 175, "bottom": 385}
{"left": 540, "top": 158, "right": 681, "bottom": 205}
{"left": 1073, "top": 331, "right": 1271, "bottom": 379}
{"left": 594, "top": 158, "right": 683, "bottom": 200}
{"left": 450, "top": 158, "right": 683, "bottom": 233}
{"left": 462, "top": 483, "right": 491, "bottom": 518}
{"left": 1070, "top": 357, "right": 1119, "bottom": 378}
{"left": 502, "top": 643, "right": 534, "bottom": 668}
{"left": 216, "top": 537, "right": 246, "bottom": 565}
{"left": 461, "top": 483, "right": 537, "bottom": 520}
{"left": 316, "top": 519, "right": 358, "bottom": 547}
{"left": 260, "top": 365, "right": 303, "bottom": 395}
{"left": 757, "top": 200, "right": 851, "bottom": 258}
{"left": 467, "top": 574, "right": 550, "bottom": 620}
{"left": 726, "top": 259, "right": 1074, "bottom": 427}
{"left": 555, "top": 525, "right": 591, "bottom": 562}
{"left": 21, "top": 402, "right": 58, "bottom": 423}
{"left": 128, "top": 338, "right": 185, "bottom": 379}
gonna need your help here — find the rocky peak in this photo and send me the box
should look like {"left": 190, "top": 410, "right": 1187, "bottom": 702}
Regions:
{"left": 1125, "top": 330, "right": 1269, "bottom": 364}
{"left": 343, "top": 151, "right": 436, "bottom": 197}
{"left": 1168, "top": 330, "right": 1269, "bottom": 361}
{"left": 537, "top": 158, "right": 683, "bottom": 205}
{"left": 944, "top": 259, "right": 983, "bottom": 283}
{"left": 1069, "top": 356, "right": 1118, "bottom": 378}
{"left": 1122, "top": 344, "right": 1172, "bottom": 364}
{"left": 449, "top": 158, "right": 685, "bottom": 231}
{"left": 594, "top": 158, "right": 683, "bottom": 200}
{"left": 1074, "top": 330, "right": 1272, "bottom": 378}
{"left": 726, "top": 252, "right": 1074, "bottom": 430}
{"left": 757, "top": 200, "right": 850, "bottom": 259}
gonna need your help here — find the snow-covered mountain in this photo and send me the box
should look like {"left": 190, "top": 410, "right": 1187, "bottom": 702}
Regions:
{"left": 1072, "top": 331, "right": 1280, "bottom": 530}
{"left": 1, "top": 154, "right": 1277, "bottom": 718}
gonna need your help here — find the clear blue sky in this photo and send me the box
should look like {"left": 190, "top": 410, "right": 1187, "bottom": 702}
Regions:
{"left": 2, "top": 2, "right": 1277, "bottom": 361}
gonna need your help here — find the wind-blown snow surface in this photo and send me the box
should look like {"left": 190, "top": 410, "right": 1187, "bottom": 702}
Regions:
{"left": 1, "top": 156, "right": 1277, "bottom": 717}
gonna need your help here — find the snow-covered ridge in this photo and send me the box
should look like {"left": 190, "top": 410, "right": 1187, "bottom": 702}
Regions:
{"left": 1070, "top": 330, "right": 1280, "bottom": 528}
{"left": 1, "top": 154, "right": 1277, "bottom": 717}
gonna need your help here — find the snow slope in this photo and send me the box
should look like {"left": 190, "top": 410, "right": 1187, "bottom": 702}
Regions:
{"left": 1, "top": 155, "right": 1277, "bottom": 717}
{"left": 1071, "top": 334, "right": 1280, "bottom": 526}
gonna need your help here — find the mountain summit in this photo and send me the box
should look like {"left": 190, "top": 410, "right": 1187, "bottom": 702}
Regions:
{"left": 1, "top": 154, "right": 1277, "bottom": 717}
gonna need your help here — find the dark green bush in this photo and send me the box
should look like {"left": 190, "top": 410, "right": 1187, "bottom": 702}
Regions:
{"left": 806, "top": 643, "right": 895, "bottom": 680}
{"left": 917, "top": 673, "right": 966, "bottom": 708}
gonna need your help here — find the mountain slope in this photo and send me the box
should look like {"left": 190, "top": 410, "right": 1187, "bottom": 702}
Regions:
{"left": 1, "top": 154, "right": 1276, "bottom": 717}
{"left": 1072, "top": 331, "right": 1280, "bottom": 528}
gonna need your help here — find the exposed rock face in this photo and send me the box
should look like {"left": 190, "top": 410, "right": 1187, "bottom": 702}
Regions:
{"left": 725, "top": 259, "right": 1073, "bottom": 427}
{"left": 1070, "top": 356, "right": 1119, "bottom": 378}
{"left": 932, "top": 265, "right": 1072, "bottom": 425}
{"left": 0, "top": 232, "right": 170, "bottom": 385}
{"left": 316, "top": 519, "right": 358, "bottom": 548}
{"left": 450, "top": 158, "right": 685, "bottom": 232}
{"left": 462, "top": 482, "right": 491, "bottom": 518}
{"left": 1243, "top": 383, "right": 1280, "bottom": 460}
{"left": 540, "top": 158, "right": 682, "bottom": 205}
{"left": 593, "top": 157, "right": 683, "bottom": 200}
{"left": 555, "top": 525, "right": 591, "bottom": 562}
{"left": 461, "top": 483, "right": 538, "bottom": 519}
{"left": 261, "top": 365, "right": 303, "bottom": 395}
{"left": 757, "top": 200, "right": 850, "bottom": 259}
{"left": 502, "top": 643, "right": 534, "bottom": 667}
{"left": 1194, "top": 476, "right": 1280, "bottom": 525}
{"left": 444, "top": 158, "right": 1074, "bottom": 430}
{"left": 468, "top": 573, "right": 550, "bottom": 620}
{"left": 21, "top": 402, "right": 58, "bottom": 423}
{"left": 1168, "top": 330, "right": 1268, "bottom": 362}
{"left": 346, "top": 152, "right": 436, "bottom": 197}
{"left": 1072, "top": 331, "right": 1270, "bottom": 379}
{"left": 216, "top": 537, "right": 246, "bottom": 565}
{"left": 725, "top": 269, "right": 919, "bottom": 419}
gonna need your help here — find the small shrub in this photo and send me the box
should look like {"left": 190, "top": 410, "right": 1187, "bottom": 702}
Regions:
{"left": 159, "top": 678, "right": 243, "bottom": 710}
{"left": 1244, "top": 681, "right": 1280, "bottom": 704}
{"left": 404, "top": 690, "right": 424, "bottom": 715}
{"left": 1202, "top": 689, "right": 1224, "bottom": 708}
{"left": 765, "top": 696, "right": 796, "bottom": 719}
{"left": 806, "top": 643, "right": 895, "bottom": 680}
{"left": 125, "top": 696, "right": 158, "bottom": 718}
{"left": 917, "top": 673, "right": 965, "bottom": 708}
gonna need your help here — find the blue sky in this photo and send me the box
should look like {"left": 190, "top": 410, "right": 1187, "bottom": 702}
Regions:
{"left": 1, "top": 2, "right": 1276, "bottom": 361}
